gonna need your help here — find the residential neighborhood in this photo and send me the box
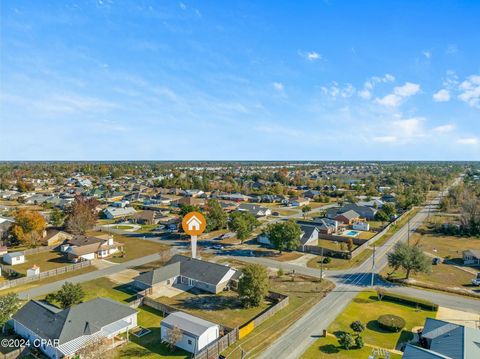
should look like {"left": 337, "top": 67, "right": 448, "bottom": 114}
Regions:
{"left": 1, "top": 1, "right": 480, "bottom": 358}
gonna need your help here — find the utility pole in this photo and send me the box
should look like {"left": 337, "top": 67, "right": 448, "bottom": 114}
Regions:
{"left": 407, "top": 218, "right": 410, "bottom": 245}
{"left": 370, "top": 245, "right": 376, "bottom": 287}
{"left": 320, "top": 246, "right": 324, "bottom": 283}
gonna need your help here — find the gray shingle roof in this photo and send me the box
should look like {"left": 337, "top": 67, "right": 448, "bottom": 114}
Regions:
{"left": 134, "top": 255, "right": 240, "bottom": 287}
{"left": 13, "top": 298, "right": 137, "bottom": 344}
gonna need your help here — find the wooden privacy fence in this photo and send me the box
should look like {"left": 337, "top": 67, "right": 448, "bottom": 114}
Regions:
{"left": 0, "top": 260, "right": 91, "bottom": 290}
{"left": 130, "top": 288, "right": 289, "bottom": 359}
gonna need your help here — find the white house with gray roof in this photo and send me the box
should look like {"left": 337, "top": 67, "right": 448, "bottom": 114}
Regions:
{"left": 11, "top": 298, "right": 137, "bottom": 359}
{"left": 160, "top": 311, "right": 219, "bottom": 354}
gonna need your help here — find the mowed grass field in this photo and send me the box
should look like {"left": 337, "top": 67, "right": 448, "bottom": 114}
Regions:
{"left": 302, "top": 291, "right": 435, "bottom": 358}
{"left": 87, "top": 231, "right": 169, "bottom": 263}
{"left": 307, "top": 248, "right": 373, "bottom": 270}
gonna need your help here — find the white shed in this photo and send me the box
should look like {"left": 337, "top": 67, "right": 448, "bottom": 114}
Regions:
{"left": 26, "top": 265, "right": 40, "bottom": 277}
{"left": 160, "top": 312, "right": 219, "bottom": 354}
{"left": 3, "top": 252, "right": 25, "bottom": 266}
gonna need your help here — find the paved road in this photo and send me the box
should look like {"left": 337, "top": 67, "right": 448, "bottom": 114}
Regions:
{"left": 245, "top": 178, "right": 475, "bottom": 359}
{"left": 17, "top": 252, "right": 165, "bottom": 300}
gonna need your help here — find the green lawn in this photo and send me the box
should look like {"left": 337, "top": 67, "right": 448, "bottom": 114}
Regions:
{"left": 115, "top": 306, "right": 189, "bottom": 359}
{"left": 301, "top": 335, "right": 401, "bottom": 359}
{"left": 328, "top": 291, "right": 436, "bottom": 350}
{"left": 6, "top": 250, "right": 70, "bottom": 274}
{"left": 87, "top": 231, "right": 168, "bottom": 263}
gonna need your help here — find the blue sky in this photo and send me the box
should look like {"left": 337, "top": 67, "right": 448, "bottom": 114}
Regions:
{"left": 1, "top": 0, "right": 479, "bottom": 160}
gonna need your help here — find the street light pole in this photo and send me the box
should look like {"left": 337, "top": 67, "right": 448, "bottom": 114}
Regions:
{"left": 320, "top": 246, "right": 324, "bottom": 283}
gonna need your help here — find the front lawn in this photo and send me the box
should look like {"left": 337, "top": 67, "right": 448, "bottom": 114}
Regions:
{"left": 328, "top": 291, "right": 436, "bottom": 350}
{"left": 115, "top": 306, "right": 189, "bottom": 359}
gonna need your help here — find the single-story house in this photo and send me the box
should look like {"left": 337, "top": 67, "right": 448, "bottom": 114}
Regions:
{"left": 132, "top": 210, "right": 158, "bottom": 225}
{"left": 289, "top": 196, "right": 310, "bottom": 207}
{"left": 334, "top": 210, "right": 360, "bottom": 225}
{"left": 3, "top": 251, "right": 25, "bottom": 265}
{"left": 103, "top": 206, "right": 137, "bottom": 219}
{"left": 0, "top": 216, "right": 14, "bottom": 239}
{"left": 12, "top": 298, "right": 137, "bottom": 359}
{"left": 403, "top": 318, "right": 480, "bottom": 358}
{"left": 342, "top": 204, "right": 378, "bottom": 220}
{"left": 258, "top": 223, "right": 318, "bottom": 251}
{"left": 61, "top": 235, "right": 123, "bottom": 262}
{"left": 160, "top": 311, "right": 219, "bottom": 354}
{"left": 463, "top": 249, "right": 480, "bottom": 265}
{"left": 175, "top": 197, "right": 205, "bottom": 207}
{"left": 133, "top": 254, "right": 241, "bottom": 294}
{"left": 237, "top": 203, "right": 271, "bottom": 217}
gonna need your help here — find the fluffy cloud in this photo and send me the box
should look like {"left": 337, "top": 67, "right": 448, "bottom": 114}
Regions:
{"left": 376, "top": 82, "right": 420, "bottom": 107}
{"left": 422, "top": 50, "right": 432, "bottom": 59}
{"left": 321, "top": 82, "right": 355, "bottom": 98}
{"left": 358, "top": 74, "right": 395, "bottom": 100}
{"left": 456, "top": 137, "right": 479, "bottom": 145}
{"left": 273, "top": 82, "right": 284, "bottom": 91}
{"left": 433, "top": 124, "right": 455, "bottom": 133}
{"left": 433, "top": 89, "right": 450, "bottom": 102}
{"left": 298, "top": 50, "right": 322, "bottom": 61}
{"left": 458, "top": 75, "right": 480, "bottom": 108}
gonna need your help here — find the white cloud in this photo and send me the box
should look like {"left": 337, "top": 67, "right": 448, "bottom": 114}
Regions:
{"left": 358, "top": 89, "right": 372, "bottom": 100}
{"left": 376, "top": 94, "right": 402, "bottom": 107}
{"left": 321, "top": 82, "right": 355, "bottom": 98}
{"left": 373, "top": 136, "right": 397, "bottom": 143}
{"left": 456, "top": 137, "right": 479, "bottom": 145}
{"left": 273, "top": 82, "right": 284, "bottom": 91}
{"left": 422, "top": 50, "right": 432, "bottom": 59}
{"left": 358, "top": 74, "right": 395, "bottom": 100}
{"left": 179, "top": 2, "right": 186, "bottom": 10}
{"left": 299, "top": 50, "right": 322, "bottom": 61}
{"left": 376, "top": 82, "right": 420, "bottom": 107}
{"left": 433, "top": 124, "right": 455, "bottom": 133}
{"left": 458, "top": 75, "right": 480, "bottom": 108}
{"left": 433, "top": 89, "right": 450, "bottom": 102}
{"left": 393, "top": 82, "right": 421, "bottom": 97}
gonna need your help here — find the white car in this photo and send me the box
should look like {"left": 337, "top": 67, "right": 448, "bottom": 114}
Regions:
{"left": 471, "top": 274, "right": 480, "bottom": 286}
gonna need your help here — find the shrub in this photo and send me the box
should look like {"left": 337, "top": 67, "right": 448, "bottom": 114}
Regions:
{"left": 377, "top": 314, "right": 406, "bottom": 332}
{"left": 375, "top": 289, "right": 438, "bottom": 311}
{"left": 323, "top": 257, "right": 332, "bottom": 264}
{"left": 355, "top": 335, "right": 364, "bottom": 348}
{"left": 337, "top": 332, "right": 355, "bottom": 350}
{"left": 350, "top": 321, "right": 365, "bottom": 334}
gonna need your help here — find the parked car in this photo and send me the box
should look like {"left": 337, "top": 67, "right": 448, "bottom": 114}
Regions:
{"left": 432, "top": 257, "right": 442, "bottom": 265}
{"left": 472, "top": 273, "right": 480, "bottom": 286}
{"left": 212, "top": 245, "right": 224, "bottom": 250}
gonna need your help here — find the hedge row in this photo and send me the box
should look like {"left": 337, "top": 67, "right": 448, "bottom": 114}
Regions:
{"left": 376, "top": 289, "right": 439, "bottom": 311}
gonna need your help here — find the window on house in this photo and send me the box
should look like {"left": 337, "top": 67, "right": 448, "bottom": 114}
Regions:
{"left": 188, "top": 339, "right": 192, "bottom": 345}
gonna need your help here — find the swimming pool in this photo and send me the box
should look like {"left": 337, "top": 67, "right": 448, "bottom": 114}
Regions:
{"left": 344, "top": 230, "right": 360, "bottom": 237}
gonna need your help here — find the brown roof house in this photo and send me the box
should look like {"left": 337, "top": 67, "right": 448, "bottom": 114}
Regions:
{"left": 132, "top": 210, "right": 158, "bottom": 225}
{"left": 60, "top": 235, "right": 123, "bottom": 262}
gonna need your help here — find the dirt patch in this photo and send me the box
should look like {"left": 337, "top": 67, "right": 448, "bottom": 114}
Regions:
{"left": 106, "top": 269, "right": 139, "bottom": 284}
